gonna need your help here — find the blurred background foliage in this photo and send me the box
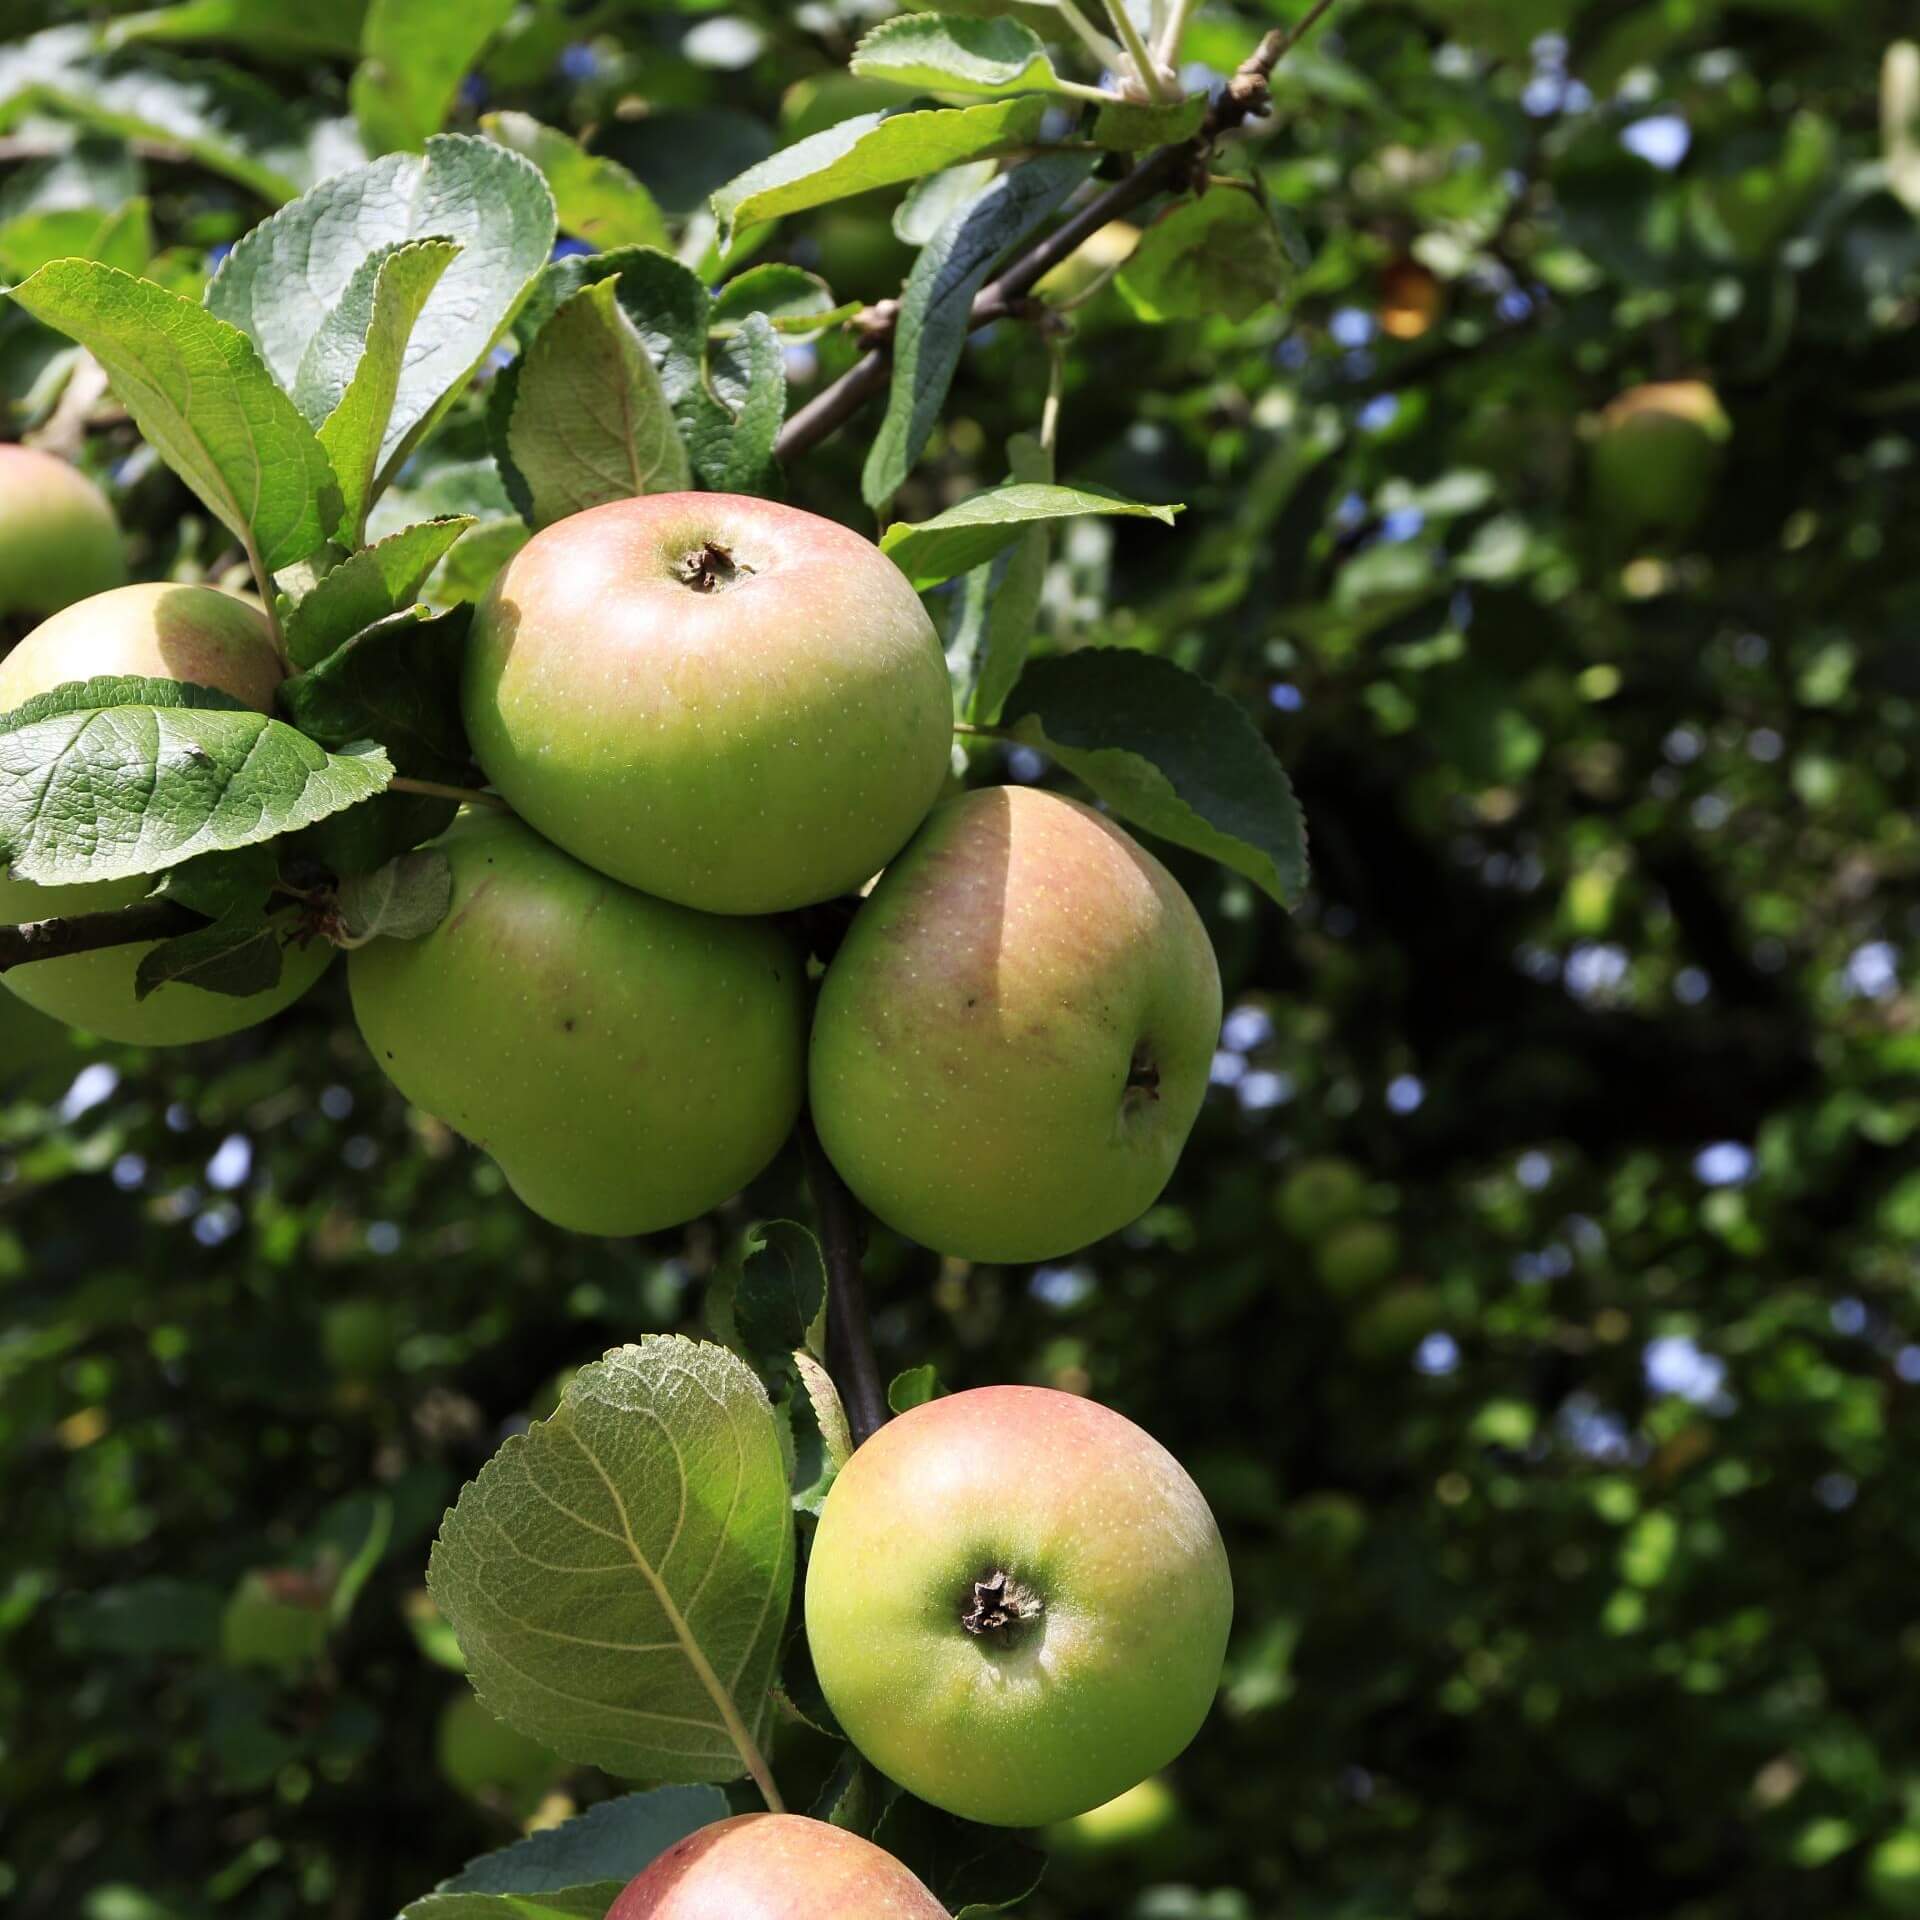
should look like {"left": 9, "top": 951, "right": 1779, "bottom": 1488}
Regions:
{"left": 4, "top": 0, "right": 1920, "bottom": 1916}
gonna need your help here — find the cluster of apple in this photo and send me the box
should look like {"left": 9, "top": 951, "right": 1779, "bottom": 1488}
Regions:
{"left": 610, "top": 1382, "right": 1233, "bottom": 1915}
{"left": 1, "top": 475, "right": 1225, "bottom": 1269}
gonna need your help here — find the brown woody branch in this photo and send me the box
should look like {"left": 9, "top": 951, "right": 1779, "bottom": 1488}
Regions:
{"left": 773, "top": 17, "right": 1326, "bottom": 464}
{"left": 796, "top": 1114, "right": 889, "bottom": 1447}
{"left": 0, "top": 899, "right": 206, "bottom": 974}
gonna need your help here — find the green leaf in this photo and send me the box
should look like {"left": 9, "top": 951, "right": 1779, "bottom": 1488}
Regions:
{"left": 0, "top": 673, "right": 252, "bottom": 735}
{"left": 278, "top": 604, "right": 473, "bottom": 782}
{"left": 1116, "top": 188, "right": 1295, "bottom": 323}
{"left": 154, "top": 842, "right": 278, "bottom": 917}
{"left": 282, "top": 517, "right": 473, "bottom": 670}
{"left": 331, "top": 848, "right": 452, "bottom": 944}
{"left": 888, "top": 1364, "right": 944, "bottom": 1413}
{"left": 133, "top": 905, "right": 287, "bottom": 1002}
{"left": 109, "top": 0, "right": 371, "bottom": 60}
{"left": 0, "top": 197, "right": 151, "bottom": 280}
{"left": 872, "top": 1794, "right": 1047, "bottom": 1918}
{"left": 883, "top": 478, "right": 1180, "bottom": 588}
{"left": 351, "top": 0, "right": 517, "bottom": 156}
{"left": 482, "top": 112, "right": 670, "bottom": 252}
{"left": 808, "top": 1748, "right": 876, "bottom": 1834}
{"left": 401, "top": 1890, "right": 619, "bottom": 1920}
{"left": 711, "top": 263, "right": 840, "bottom": 337}
{"left": 299, "top": 239, "right": 461, "bottom": 545}
{"left": 0, "top": 706, "right": 391, "bottom": 887}
{"left": 950, "top": 432, "right": 1053, "bottom": 724}
{"left": 850, "top": 13, "right": 1077, "bottom": 97}
{"left": 7, "top": 261, "right": 339, "bottom": 571}
{"left": 793, "top": 1351, "right": 852, "bottom": 1477}
{"left": 436, "top": 518, "right": 529, "bottom": 604}
{"left": 426, "top": 1337, "right": 794, "bottom": 1784}
{"left": 864, "top": 151, "right": 1094, "bottom": 508}
{"left": 894, "top": 158, "right": 1000, "bottom": 244}
{"left": 436, "top": 1787, "right": 729, "bottom": 1896}
{"left": 1002, "top": 648, "right": 1308, "bottom": 908}
{"left": 207, "top": 136, "right": 555, "bottom": 482}
{"left": 711, "top": 98, "right": 1052, "bottom": 248}
{"left": 1092, "top": 92, "right": 1207, "bottom": 150}
{"left": 736, "top": 1221, "right": 829, "bottom": 1365}
{"left": 0, "top": 27, "right": 363, "bottom": 204}
{"left": 508, "top": 278, "right": 692, "bottom": 528}
{"left": 692, "top": 311, "right": 785, "bottom": 495}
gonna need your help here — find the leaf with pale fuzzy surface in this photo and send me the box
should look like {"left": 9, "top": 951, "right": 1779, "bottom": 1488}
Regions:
{"left": 427, "top": 1338, "right": 793, "bottom": 1784}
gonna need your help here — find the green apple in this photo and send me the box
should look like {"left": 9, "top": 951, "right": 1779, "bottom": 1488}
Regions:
{"left": 1273, "top": 1156, "right": 1369, "bottom": 1241}
{"left": 0, "top": 444, "right": 126, "bottom": 620}
{"left": 1313, "top": 1218, "right": 1401, "bottom": 1298}
{"left": 348, "top": 809, "right": 806, "bottom": 1235}
{"left": 321, "top": 1298, "right": 400, "bottom": 1378}
{"left": 0, "top": 582, "right": 334, "bottom": 1044}
{"left": 804, "top": 1385, "right": 1233, "bottom": 1828}
{"left": 1587, "top": 381, "right": 1730, "bottom": 539}
{"left": 1868, "top": 1831, "right": 1920, "bottom": 1915}
{"left": 462, "top": 493, "right": 952, "bottom": 915}
{"left": 0, "top": 989, "right": 77, "bottom": 1088}
{"left": 1050, "top": 1774, "right": 1192, "bottom": 1871}
{"left": 607, "top": 1814, "right": 946, "bottom": 1919}
{"left": 810, "top": 786, "right": 1222, "bottom": 1263}
{"left": 435, "top": 1692, "right": 562, "bottom": 1811}
{"left": 1347, "top": 1283, "right": 1447, "bottom": 1362}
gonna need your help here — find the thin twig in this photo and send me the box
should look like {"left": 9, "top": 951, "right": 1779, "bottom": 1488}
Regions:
{"left": 797, "top": 1116, "right": 889, "bottom": 1447}
{"left": 388, "top": 777, "right": 511, "bottom": 809}
{"left": 0, "top": 899, "right": 206, "bottom": 975}
{"left": 774, "top": 18, "right": 1326, "bottom": 464}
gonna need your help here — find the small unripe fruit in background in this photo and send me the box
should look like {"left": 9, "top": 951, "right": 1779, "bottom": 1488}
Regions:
{"left": 607, "top": 1814, "right": 946, "bottom": 1920}
{"left": 1346, "top": 1283, "right": 1448, "bottom": 1362}
{"left": 1868, "top": 1830, "right": 1920, "bottom": 1915}
{"left": 1273, "top": 1155, "right": 1369, "bottom": 1241}
{"left": 348, "top": 809, "right": 806, "bottom": 1235}
{"left": 1049, "top": 1775, "right": 1193, "bottom": 1873}
{"left": 1313, "top": 1217, "right": 1402, "bottom": 1298}
{"left": 0, "top": 583, "right": 333, "bottom": 1044}
{"left": 435, "top": 1692, "right": 561, "bottom": 1811}
{"left": 462, "top": 493, "right": 952, "bottom": 914}
{"left": 811, "top": 786, "right": 1222, "bottom": 1264}
{"left": 321, "top": 1298, "right": 400, "bottom": 1378}
{"left": 221, "top": 1568, "right": 332, "bottom": 1676}
{"left": 805, "top": 1385, "right": 1233, "bottom": 1828}
{"left": 1586, "top": 381, "right": 1730, "bottom": 539}
{"left": 0, "top": 444, "right": 127, "bottom": 620}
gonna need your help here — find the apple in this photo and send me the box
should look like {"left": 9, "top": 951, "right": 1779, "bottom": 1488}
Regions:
{"left": 1313, "top": 1218, "right": 1401, "bottom": 1298}
{"left": 347, "top": 808, "right": 806, "bottom": 1235}
{"left": 0, "top": 444, "right": 127, "bottom": 620}
{"left": 0, "top": 582, "right": 334, "bottom": 1044}
{"left": 1869, "top": 1831, "right": 1920, "bottom": 1916}
{"left": 809, "top": 786, "right": 1222, "bottom": 1263}
{"left": 1346, "top": 1283, "right": 1447, "bottom": 1362}
{"left": 462, "top": 493, "right": 952, "bottom": 915}
{"left": 607, "top": 1814, "right": 947, "bottom": 1920}
{"left": 1273, "top": 1156, "right": 1368, "bottom": 1241}
{"left": 435, "top": 1692, "right": 562, "bottom": 1812}
{"left": 804, "top": 1385, "right": 1233, "bottom": 1828}
{"left": 1586, "top": 381, "right": 1730, "bottom": 539}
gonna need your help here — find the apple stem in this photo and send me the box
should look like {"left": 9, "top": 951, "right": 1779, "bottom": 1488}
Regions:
{"left": 0, "top": 897, "right": 207, "bottom": 974}
{"left": 797, "top": 1114, "right": 889, "bottom": 1447}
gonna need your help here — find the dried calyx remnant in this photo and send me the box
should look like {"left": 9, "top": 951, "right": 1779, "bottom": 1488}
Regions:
{"left": 1126, "top": 1042, "right": 1162, "bottom": 1102}
{"left": 962, "top": 1569, "right": 1045, "bottom": 1645}
{"left": 677, "top": 542, "right": 750, "bottom": 593}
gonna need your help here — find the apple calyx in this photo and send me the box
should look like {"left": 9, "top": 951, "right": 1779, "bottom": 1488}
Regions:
{"left": 962, "top": 1568, "right": 1045, "bottom": 1644}
{"left": 676, "top": 540, "right": 751, "bottom": 594}
{"left": 1125, "top": 1042, "right": 1162, "bottom": 1104}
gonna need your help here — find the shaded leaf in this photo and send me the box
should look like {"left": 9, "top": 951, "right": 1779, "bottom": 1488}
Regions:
{"left": 864, "top": 152, "right": 1095, "bottom": 507}
{"left": 133, "top": 906, "right": 286, "bottom": 1001}
{"left": 283, "top": 516, "right": 473, "bottom": 670}
{"left": 331, "top": 848, "right": 452, "bottom": 944}
{"left": 873, "top": 1795, "right": 1047, "bottom": 1917}
{"left": 1093, "top": 92, "right": 1207, "bottom": 150}
{"left": 736, "top": 1221, "right": 828, "bottom": 1366}
{"left": 1116, "top": 187, "right": 1295, "bottom": 323}
{"left": 352, "top": 0, "right": 517, "bottom": 156}
{"left": 508, "top": 279, "right": 691, "bottom": 527}
{"left": 1002, "top": 647, "right": 1308, "bottom": 907}
{"left": 426, "top": 1338, "right": 793, "bottom": 1784}
{"left": 437, "top": 1786, "right": 729, "bottom": 1896}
